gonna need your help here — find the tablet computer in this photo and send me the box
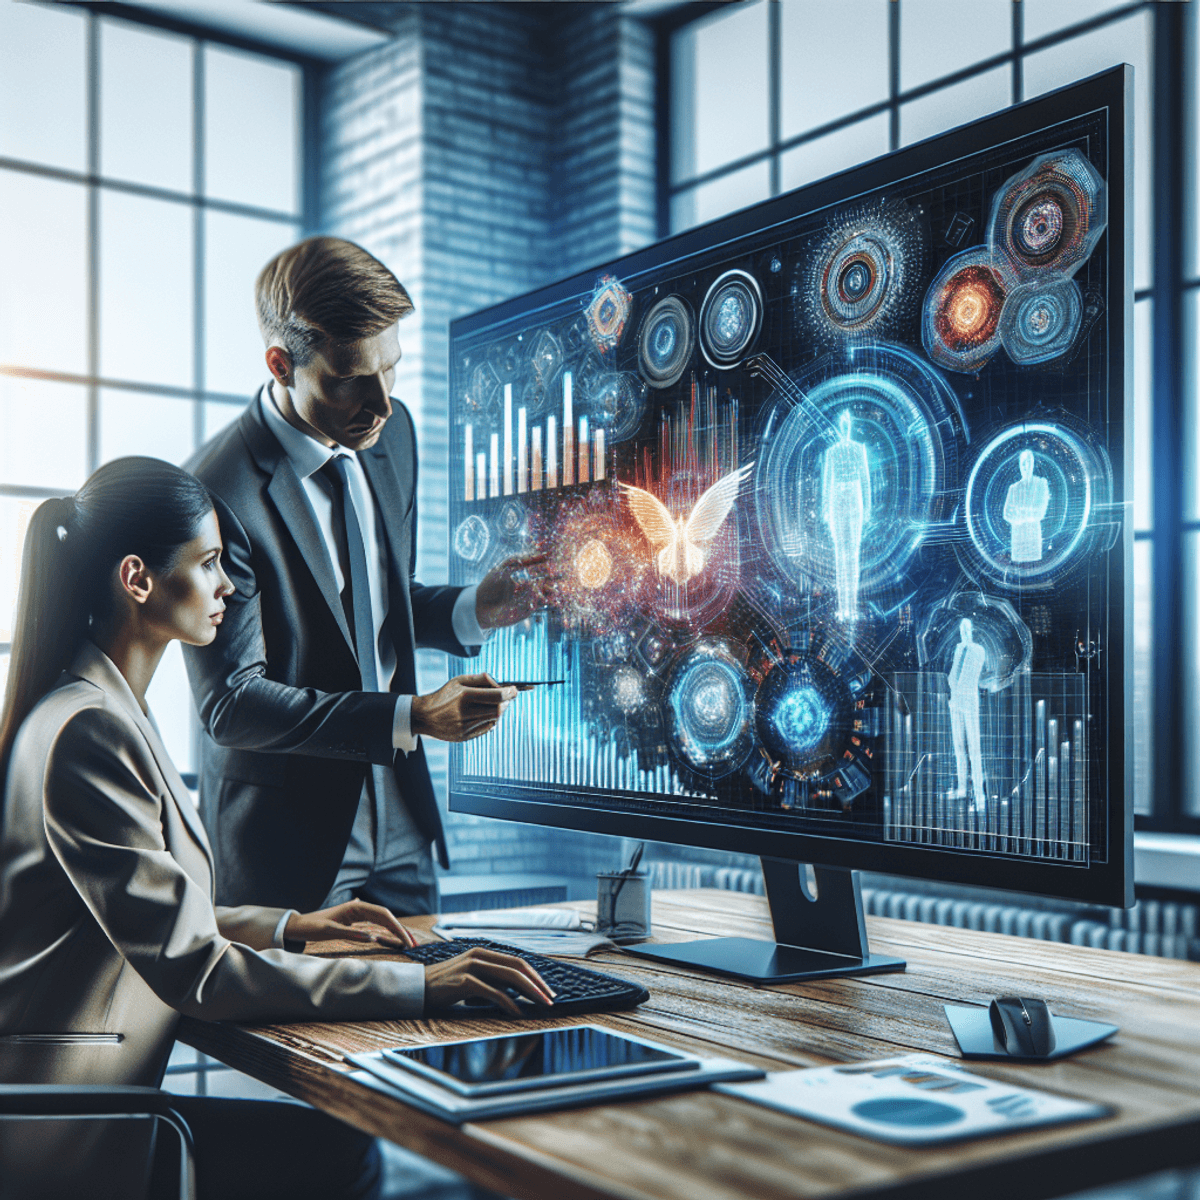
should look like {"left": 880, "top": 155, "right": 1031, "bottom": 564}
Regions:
{"left": 381, "top": 1025, "right": 699, "bottom": 1097}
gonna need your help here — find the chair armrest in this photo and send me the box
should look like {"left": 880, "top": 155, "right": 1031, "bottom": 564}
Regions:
{"left": 0, "top": 1083, "right": 185, "bottom": 1117}
{"left": 0, "top": 1085, "right": 196, "bottom": 1199}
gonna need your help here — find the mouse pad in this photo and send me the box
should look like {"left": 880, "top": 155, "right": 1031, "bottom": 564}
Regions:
{"left": 945, "top": 1004, "right": 1118, "bottom": 1061}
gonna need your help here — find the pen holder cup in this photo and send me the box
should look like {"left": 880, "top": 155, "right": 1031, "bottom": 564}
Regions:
{"left": 596, "top": 871, "right": 651, "bottom": 940}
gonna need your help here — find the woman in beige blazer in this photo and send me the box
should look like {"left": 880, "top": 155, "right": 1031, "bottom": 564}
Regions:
{"left": 0, "top": 457, "right": 551, "bottom": 1200}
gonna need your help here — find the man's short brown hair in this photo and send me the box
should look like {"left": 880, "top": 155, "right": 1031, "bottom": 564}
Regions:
{"left": 255, "top": 236, "right": 414, "bottom": 367}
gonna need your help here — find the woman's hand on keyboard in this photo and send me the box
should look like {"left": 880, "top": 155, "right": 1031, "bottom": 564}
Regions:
{"left": 285, "top": 901, "right": 418, "bottom": 949}
{"left": 423, "top": 947, "right": 556, "bottom": 1016}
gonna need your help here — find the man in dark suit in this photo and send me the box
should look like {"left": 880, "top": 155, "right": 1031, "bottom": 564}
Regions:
{"left": 184, "top": 237, "right": 541, "bottom": 914}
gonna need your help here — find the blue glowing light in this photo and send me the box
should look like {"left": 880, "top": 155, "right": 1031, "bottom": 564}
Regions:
{"left": 716, "top": 294, "right": 746, "bottom": 340}
{"left": 666, "top": 652, "right": 752, "bottom": 771}
{"left": 771, "top": 685, "right": 831, "bottom": 753}
{"left": 652, "top": 322, "right": 677, "bottom": 360}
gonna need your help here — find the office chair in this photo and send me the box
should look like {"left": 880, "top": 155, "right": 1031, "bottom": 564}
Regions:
{"left": 0, "top": 1083, "right": 196, "bottom": 1200}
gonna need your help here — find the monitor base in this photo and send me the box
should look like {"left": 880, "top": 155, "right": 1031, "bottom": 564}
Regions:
{"left": 625, "top": 937, "right": 905, "bottom": 984}
{"left": 625, "top": 860, "right": 906, "bottom": 984}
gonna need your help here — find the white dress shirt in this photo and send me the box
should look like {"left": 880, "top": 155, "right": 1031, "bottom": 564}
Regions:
{"left": 259, "top": 385, "right": 487, "bottom": 752}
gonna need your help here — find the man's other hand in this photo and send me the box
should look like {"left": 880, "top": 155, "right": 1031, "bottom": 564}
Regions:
{"left": 410, "top": 672, "right": 517, "bottom": 742}
{"left": 475, "top": 552, "right": 552, "bottom": 630}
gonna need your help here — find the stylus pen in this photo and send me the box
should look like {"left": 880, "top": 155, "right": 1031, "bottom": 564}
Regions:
{"left": 499, "top": 680, "right": 567, "bottom": 689}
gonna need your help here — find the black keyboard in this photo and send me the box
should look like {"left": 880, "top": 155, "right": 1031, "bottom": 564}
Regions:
{"left": 402, "top": 938, "right": 649, "bottom": 1016}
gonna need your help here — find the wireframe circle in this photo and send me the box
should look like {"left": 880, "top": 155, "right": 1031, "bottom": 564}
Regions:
{"left": 755, "top": 344, "right": 957, "bottom": 610}
{"left": 1014, "top": 196, "right": 1064, "bottom": 258}
{"left": 465, "top": 361, "right": 502, "bottom": 423}
{"left": 587, "top": 371, "right": 647, "bottom": 443}
{"left": 452, "top": 514, "right": 490, "bottom": 563}
{"left": 922, "top": 248, "right": 1010, "bottom": 373}
{"left": 800, "top": 202, "right": 927, "bottom": 347}
{"left": 586, "top": 275, "right": 633, "bottom": 353}
{"left": 960, "top": 421, "right": 1104, "bottom": 587}
{"left": 638, "top": 295, "right": 695, "bottom": 388}
{"left": 755, "top": 651, "right": 851, "bottom": 774}
{"left": 988, "top": 149, "right": 1107, "bottom": 278}
{"left": 497, "top": 500, "right": 528, "bottom": 542}
{"left": 699, "top": 269, "right": 763, "bottom": 369}
{"left": 999, "top": 276, "right": 1083, "bottom": 365}
{"left": 821, "top": 233, "right": 891, "bottom": 330}
{"left": 665, "top": 643, "right": 754, "bottom": 774}
{"left": 528, "top": 328, "right": 562, "bottom": 387}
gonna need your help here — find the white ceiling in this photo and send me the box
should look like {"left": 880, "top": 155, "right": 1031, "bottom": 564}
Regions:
{"left": 108, "top": 0, "right": 392, "bottom": 61}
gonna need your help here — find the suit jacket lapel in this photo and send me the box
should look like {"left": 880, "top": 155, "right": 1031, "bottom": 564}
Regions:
{"left": 266, "top": 461, "right": 355, "bottom": 654}
{"left": 69, "top": 642, "right": 214, "bottom": 873}
{"left": 360, "top": 446, "right": 410, "bottom": 587}
{"left": 239, "top": 399, "right": 355, "bottom": 656}
{"left": 142, "top": 713, "right": 213, "bottom": 871}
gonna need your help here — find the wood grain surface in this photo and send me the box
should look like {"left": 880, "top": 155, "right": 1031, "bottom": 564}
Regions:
{"left": 178, "top": 890, "right": 1200, "bottom": 1200}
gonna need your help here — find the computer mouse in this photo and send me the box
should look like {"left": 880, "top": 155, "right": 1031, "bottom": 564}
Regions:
{"left": 989, "top": 996, "right": 1057, "bottom": 1057}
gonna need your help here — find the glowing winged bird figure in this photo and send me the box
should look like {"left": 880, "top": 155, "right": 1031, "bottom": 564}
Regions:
{"left": 619, "top": 463, "right": 754, "bottom": 585}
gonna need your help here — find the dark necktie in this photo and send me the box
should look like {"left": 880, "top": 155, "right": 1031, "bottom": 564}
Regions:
{"left": 322, "top": 454, "right": 379, "bottom": 691}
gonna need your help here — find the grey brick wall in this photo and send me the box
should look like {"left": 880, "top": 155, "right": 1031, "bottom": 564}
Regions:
{"left": 319, "top": 3, "right": 657, "bottom": 888}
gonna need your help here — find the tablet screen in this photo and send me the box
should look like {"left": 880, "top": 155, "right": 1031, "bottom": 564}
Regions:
{"left": 384, "top": 1026, "right": 692, "bottom": 1096}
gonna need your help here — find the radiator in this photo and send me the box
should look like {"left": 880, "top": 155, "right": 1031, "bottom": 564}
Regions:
{"left": 861, "top": 886, "right": 1198, "bottom": 960}
{"left": 645, "top": 862, "right": 1198, "bottom": 960}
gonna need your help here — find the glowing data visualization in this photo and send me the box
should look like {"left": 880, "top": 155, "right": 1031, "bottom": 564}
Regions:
{"left": 448, "top": 86, "right": 1126, "bottom": 877}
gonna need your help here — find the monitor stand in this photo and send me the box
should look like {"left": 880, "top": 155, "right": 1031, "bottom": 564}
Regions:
{"left": 625, "top": 858, "right": 906, "bottom": 984}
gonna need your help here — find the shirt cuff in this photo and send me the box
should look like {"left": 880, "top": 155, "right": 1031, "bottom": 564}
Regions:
{"left": 452, "top": 584, "right": 491, "bottom": 647}
{"left": 273, "top": 909, "right": 298, "bottom": 950}
{"left": 392, "top": 694, "right": 418, "bottom": 755}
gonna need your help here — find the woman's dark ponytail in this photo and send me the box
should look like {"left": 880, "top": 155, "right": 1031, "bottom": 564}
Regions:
{"left": 0, "top": 457, "right": 213, "bottom": 776}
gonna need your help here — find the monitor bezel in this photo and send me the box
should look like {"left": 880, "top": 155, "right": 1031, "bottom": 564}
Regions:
{"left": 447, "top": 66, "right": 1134, "bottom": 909}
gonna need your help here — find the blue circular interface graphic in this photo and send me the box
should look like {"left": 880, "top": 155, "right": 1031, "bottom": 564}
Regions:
{"left": 699, "top": 269, "right": 764, "bottom": 369}
{"left": 665, "top": 646, "right": 753, "bottom": 774}
{"left": 999, "top": 276, "right": 1083, "bottom": 365}
{"left": 638, "top": 295, "right": 694, "bottom": 389}
{"left": 961, "top": 421, "right": 1109, "bottom": 588}
{"left": 755, "top": 653, "right": 851, "bottom": 772}
{"left": 755, "top": 344, "right": 959, "bottom": 613}
{"left": 771, "top": 685, "right": 830, "bottom": 753}
{"left": 587, "top": 371, "right": 647, "bottom": 444}
{"left": 452, "top": 514, "right": 490, "bottom": 563}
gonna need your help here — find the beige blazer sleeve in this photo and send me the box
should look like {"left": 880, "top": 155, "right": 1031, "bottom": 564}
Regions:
{"left": 42, "top": 702, "right": 425, "bottom": 1023}
{"left": 214, "top": 905, "right": 293, "bottom": 951}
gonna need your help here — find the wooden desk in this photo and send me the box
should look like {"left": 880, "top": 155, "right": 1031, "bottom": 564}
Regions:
{"left": 178, "top": 890, "right": 1200, "bottom": 1200}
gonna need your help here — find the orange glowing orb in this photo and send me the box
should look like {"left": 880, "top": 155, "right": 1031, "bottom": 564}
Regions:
{"left": 575, "top": 539, "right": 613, "bottom": 589}
{"left": 934, "top": 264, "right": 1005, "bottom": 351}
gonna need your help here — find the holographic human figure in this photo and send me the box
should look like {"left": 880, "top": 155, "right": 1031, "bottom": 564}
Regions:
{"left": 1003, "top": 449, "right": 1051, "bottom": 563}
{"left": 821, "top": 411, "right": 872, "bottom": 620}
{"left": 948, "top": 618, "right": 987, "bottom": 809}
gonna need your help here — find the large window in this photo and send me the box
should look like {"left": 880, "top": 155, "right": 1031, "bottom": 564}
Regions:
{"left": 669, "top": 0, "right": 1196, "bottom": 833}
{"left": 0, "top": 0, "right": 305, "bottom": 775}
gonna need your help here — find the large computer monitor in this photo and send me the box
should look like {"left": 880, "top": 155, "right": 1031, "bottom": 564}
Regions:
{"left": 445, "top": 67, "right": 1133, "bottom": 983}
